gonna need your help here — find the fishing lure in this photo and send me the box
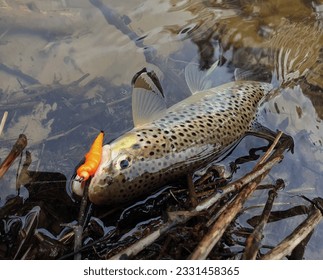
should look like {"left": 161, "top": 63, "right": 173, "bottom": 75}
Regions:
{"left": 76, "top": 131, "right": 104, "bottom": 181}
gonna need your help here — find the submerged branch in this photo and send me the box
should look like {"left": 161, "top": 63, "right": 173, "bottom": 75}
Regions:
{"left": 242, "top": 180, "right": 283, "bottom": 259}
{"left": 74, "top": 180, "right": 90, "bottom": 260}
{"left": 0, "top": 134, "right": 27, "bottom": 179}
{"left": 190, "top": 181, "right": 259, "bottom": 260}
{"left": 0, "top": 111, "right": 8, "bottom": 137}
{"left": 261, "top": 206, "right": 323, "bottom": 260}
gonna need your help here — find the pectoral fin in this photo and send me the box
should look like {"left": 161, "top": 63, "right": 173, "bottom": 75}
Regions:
{"left": 131, "top": 68, "right": 166, "bottom": 127}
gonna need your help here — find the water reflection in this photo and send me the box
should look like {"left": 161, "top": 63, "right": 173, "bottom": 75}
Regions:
{"left": 0, "top": 0, "right": 322, "bottom": 259}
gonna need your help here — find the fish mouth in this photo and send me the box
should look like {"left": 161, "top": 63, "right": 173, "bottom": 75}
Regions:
{"left": 71, "top": 179, "right": 84, "bottom": 196}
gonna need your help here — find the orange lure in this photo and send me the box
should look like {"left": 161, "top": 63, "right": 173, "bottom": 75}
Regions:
{"left": 77, "top": 131, "right": 104, "bottom": 181}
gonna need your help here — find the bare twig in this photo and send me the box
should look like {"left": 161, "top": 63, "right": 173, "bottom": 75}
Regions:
{"left": 74, "top": 180, "right": 90, "bottom": 260}
{"left": 289, "top": 229, "right": 314, "bottom": 259}
{"left": 261, "top": 207, "right": 322, "bottom": 260}
{"left": 0, "top": 111, "right": 8, "bottom": 136}
{"left": 0, "top": 134, "right": 27, "bottom": 179}
{"left": 189, "top": 132, "right": 285, "bottom": 259}
{"left": 242, "top": 180, "right": 282, "bottom": 259}
{"left": 109, "top": 214, "right": 189, "bottom": 260}
{"left": 187, "top": 173, "right": 198, "bottom": 207}
{"left": 247, "top": 205, "right": 309, "bottom": 227}
{"left": 189, "top": 182, "right": 259, "bottom": 259}
{"left": 255, "top": 131, "right": 283, "bottom": 167}
{"left": 194, "top": 156, "right": 282, "bottom": 212}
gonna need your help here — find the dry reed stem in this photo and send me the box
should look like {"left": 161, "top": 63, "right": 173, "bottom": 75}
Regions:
{"left": 261, "top": 208, "right": 322, "bottom": 260}
{"left": 74, "top": 180, "right": 90, "bottom": 260}
{"left": 255, "top": 131, "right": 283, "bottom": 167}
{"left": 189, "top": 132, "right": 284, "bottom": 259}
{"left": 195, "top": 156, "right": 282, "bottom": 212}
{"left": 0, "top": 134, "right": 27, "bottom": 179}
{"left": 190, "top": 181, "right": 259, "bottom": 259}
{"left": 242, "top": 186, "right": 279, "bottom": 259}
{"left": 0, "top": 111, "right": 8, "bottom": 136}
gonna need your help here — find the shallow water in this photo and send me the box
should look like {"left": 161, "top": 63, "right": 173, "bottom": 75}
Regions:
{"left": 0, "top": 0, "right": 322, "bottom": 259}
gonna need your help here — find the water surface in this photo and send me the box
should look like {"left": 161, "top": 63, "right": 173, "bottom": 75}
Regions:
{"left": 0, "top": 0, "right": 322, "bottom": 259}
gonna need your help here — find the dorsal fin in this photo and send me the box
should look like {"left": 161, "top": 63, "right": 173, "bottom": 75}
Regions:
{"left": 131, "top": 68, "right": 166, "bottom": 127}
{"left": 184, "top": 60, "right": 219, "bottom": 94}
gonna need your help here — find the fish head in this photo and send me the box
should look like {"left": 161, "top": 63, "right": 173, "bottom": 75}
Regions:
{"left": 83, "top": 130, "right": 161, "bottom": 205}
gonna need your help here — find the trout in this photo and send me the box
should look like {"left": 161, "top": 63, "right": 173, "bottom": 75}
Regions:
{"left": 72, "top": 23, "right": 321, "bottom": 205}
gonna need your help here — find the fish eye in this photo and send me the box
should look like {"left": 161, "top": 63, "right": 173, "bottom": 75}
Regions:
{"left": 120, "top": 159, "right": 129, "bottom": 169}
{"left": 117, "top": 156, "right": 132, "bottom": 170}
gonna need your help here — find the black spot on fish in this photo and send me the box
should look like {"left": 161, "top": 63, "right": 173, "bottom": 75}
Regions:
{"left": 132, "top": 143, "right": 141, "bottom": 149}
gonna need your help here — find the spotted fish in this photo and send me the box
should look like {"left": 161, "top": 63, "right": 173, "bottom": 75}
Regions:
{"left": 72, "top": 61, "right": 275, "bottom": 205}
{"left": 71, "top": 22, "right": 321, "bottom": 205}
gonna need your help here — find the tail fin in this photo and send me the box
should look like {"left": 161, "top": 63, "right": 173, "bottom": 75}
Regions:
{"left": 264, "top": 21, "right": 322, "bottom": 88}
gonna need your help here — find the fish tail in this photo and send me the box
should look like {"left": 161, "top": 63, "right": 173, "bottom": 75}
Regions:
{"left": 266, "top": 21, "right": 322, "bottom": 88}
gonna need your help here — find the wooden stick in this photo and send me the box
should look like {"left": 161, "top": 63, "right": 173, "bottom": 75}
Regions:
{"left": 242, "top": 183, "right": 280, "bottom": 259}
{"left": 187, "top": 173, "right": 198, "bottom": 207}
{"left": 0, "top": 111, "right": 8, "bottom": 136}
{"left": 109, "top": 216, "right": 188, "bottom": 260}
{"left": 261, "top": 207, "right": 322, "bottom": 260}
{"left": 0, "top": 134, "right": 27, "bottom": 179}
{"left": 195, "top": 156, "right": 282, "bottom": 212}
{"left": 189, "top": 182, "right": 259, "bottom": 259}
{"left": 247, "top": 205, "right": 309, "bottom": 227}
{"left": 255, "top": 131, "right": 283, "bottom": 167}
{"left": 189, "top": 132, "right": 285, "bottom": 260}
{"left": 74, "top": 180, "right": 90, "bottom": 260}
